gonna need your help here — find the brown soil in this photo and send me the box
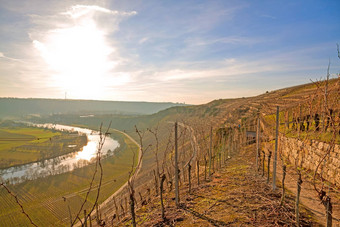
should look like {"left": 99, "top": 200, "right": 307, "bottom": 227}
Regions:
{"left": 111, "top": 145, "right": 320, "bottom": 226}
{"left": 272, "top": 157, "right": 340, "bottom": 226}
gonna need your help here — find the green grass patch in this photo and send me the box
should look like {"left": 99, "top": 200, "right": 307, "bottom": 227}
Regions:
{"left": 0, "top": 126, "right": 87, "bottom": 169}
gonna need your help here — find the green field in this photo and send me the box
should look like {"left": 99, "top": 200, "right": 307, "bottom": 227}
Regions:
{"left": 0, "top": 129, "right": 138, "bottom": 226}
{"left": 0, "top": 126, "right": 87, "bottom": 169}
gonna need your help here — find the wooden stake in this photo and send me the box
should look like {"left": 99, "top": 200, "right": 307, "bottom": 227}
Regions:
{"left": 208, "top": 126, "right": 212, "bottom": 179}
{"left": 174, "top": 122, "right": 180, "bottom": 207}
{"left": 273, "top": 106, "right": 279, "bottom": 190}
{"left": 295, "top": 171, "right": 302, "bottom": 226}
{"left": 256, "top": 117, "right": 260, "bottom": 172}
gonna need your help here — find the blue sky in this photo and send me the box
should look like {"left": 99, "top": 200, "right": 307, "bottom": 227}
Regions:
{"left": 0, "top": 0, "right": 339, "bottom": 104}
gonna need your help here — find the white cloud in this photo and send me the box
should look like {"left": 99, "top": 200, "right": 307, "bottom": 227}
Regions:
{"left": 62, "top": 5, "right": 137, "bottom": 18}
{"left": 138, "top": 37, "right": 149, "bottom": 44}
{"left": 224, "top": 58, "right": 236, "bottom": 65}
{"left": 260, "top": 14, "right": 276, "bottom": 20}
{"left": 0, "top": 51, "right": 25, "bottom": 62}
{"left": 186, "top": 36, "right": 262, "bottom": 47}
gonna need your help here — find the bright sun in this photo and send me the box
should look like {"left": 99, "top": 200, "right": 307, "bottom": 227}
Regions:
{"left": 33, "top": 19, "right": 115, "bottom": 99}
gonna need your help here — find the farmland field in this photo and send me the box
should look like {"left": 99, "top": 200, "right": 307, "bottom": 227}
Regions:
{"left": 0, "top": 125, "right": 87, "bottom": 169}
{"left": 0, "top": 129, "right": 138, "bottom": 226}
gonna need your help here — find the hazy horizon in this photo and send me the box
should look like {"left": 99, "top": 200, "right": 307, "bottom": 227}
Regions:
{"left": 0, "top": 96, "right": 188, "bottom": 104}
{"left": 0, "top": 0, "right": 339, "bottom": 104}
{"left": 0, "top": 77, "right": 322, "bottom": 105}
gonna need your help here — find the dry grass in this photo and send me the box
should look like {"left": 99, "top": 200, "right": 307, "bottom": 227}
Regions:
{"left": 113, "top": 145, "right": 318, "bottom": 226}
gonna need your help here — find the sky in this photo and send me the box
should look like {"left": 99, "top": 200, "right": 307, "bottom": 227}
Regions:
{"left": 0, "top": 0, "right": 339, "bottom": 104}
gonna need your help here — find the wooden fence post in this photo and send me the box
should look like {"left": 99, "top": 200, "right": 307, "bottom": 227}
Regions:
{"left": 160, "top": 174, "right": 166, "bottom": 220}
{"left": 84, "top": 209, "right": 87, "bottom": 227}
{"left": 295, "top": 171, "right": 303, "bottom": 226}
{"left": 273, "top": 106, "right": 279, "bottom": 190}
{"left": 280, "top": 164, "right": 287, "bottom": 206}
{"left": 326, "top": 196, "right": 333, "bottom": 227}
{"left": 267, "top": 151, "right": 272, "bottom": 183}
{"left": 188, "top": 163, "right": 192, "bottom": 194}
{"left": 256, "top": 117, "right": 260, "bottom": 172}
{"left": 174, "top": 122, "right": 180, "bottom": 207}
{"left": 197, "top": 160, "right": 200, "bottom": 185}
{"left": 130, "top": 193, "right": 136, "bottom": 227}
{"left": 222, "top": 133, "right": 226, "bottom": 163}
{"left": 113, "top": 197, "right": 120, "bottom": 221}
{"left": 208, "top": 126, "right": 212, "bottom": 179}
{"left": 262, "top": 151, "right": 265, "bottom": 177}
{"left": 153, "top": 169, "right": 159, "bottom": 196}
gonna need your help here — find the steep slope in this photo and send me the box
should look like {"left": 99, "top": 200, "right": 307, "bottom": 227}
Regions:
{"left": 25, "top": 78, "right": 339, "bottom": 226}
{"left": 99, "top": 78, "right": 339, "bottom": 226}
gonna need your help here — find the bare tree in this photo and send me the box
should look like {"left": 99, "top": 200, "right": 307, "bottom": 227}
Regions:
{"left": 127, "top": 126, "right": 148, "bottom": 227}
{"left": 71, "top": 122, "right": 111, "bottom": 226}
{"left": 311, "top": 70, "right": 339, "bottom": 227}
{"left": 148, "top": 125, "right": 174, "bottom": 221}
{"left": 0, "top": 183, "right": 38, "bottom": 226}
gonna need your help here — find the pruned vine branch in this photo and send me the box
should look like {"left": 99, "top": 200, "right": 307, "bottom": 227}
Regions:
{"left": 0, "top": 182, "right": 38, "bottom": 227}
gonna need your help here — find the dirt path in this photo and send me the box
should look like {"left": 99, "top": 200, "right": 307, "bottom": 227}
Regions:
{"left": 127, "top": 145, "right": 318, "bottom": 226}
{"left": 272, "top": 157, "right": 340, "bottom": 226}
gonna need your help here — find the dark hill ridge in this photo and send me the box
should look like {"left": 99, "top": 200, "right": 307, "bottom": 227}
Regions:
{"left": 32, "top": 79, "right": 339, "bottom": 135}
{"left": 0, "top": 98, "right": 188, "bottom": 117}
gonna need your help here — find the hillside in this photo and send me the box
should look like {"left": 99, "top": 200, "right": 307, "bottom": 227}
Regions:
{"left": 28, "top": 79, "right": 338, "bottom": 133}
{"left": 94, "top": 78, "right": 339, "bottom": 226}
{"left": 4, "top": 78, "right": 338, "bottom": 226}
{"left": 125, "top": 145, "right": 317, "bottom": 226}
{"left": 0, "top": 98, "right": 187, "bottom": 118}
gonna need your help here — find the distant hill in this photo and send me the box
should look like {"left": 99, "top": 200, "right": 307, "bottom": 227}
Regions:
{"left": 0, "top": 98, "right": 188, "bottom": 118}
{"left": 30, "top": 79, "right": 339, "bottom": 133}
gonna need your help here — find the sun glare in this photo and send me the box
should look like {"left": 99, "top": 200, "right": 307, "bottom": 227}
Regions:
{"left": 76, "top": 141, "right": 97, "bottom": 161}
{"left": 34, "top": 19, "right": 115, "bottom": 99}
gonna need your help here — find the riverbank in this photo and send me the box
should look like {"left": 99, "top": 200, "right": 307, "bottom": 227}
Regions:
{"left": 0, "top": 125, "right": 87, "bottom": 169}
{"left": 0, "top": 129, "right": 138, "bottom": 226}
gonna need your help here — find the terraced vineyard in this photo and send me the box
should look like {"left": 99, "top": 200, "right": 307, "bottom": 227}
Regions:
{"left": 1, "top": 78, "right": 339, "bottom": 226}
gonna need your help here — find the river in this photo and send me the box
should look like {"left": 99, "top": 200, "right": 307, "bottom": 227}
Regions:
{"left": 0, "top": 123, "right": 119, "bottom": 184}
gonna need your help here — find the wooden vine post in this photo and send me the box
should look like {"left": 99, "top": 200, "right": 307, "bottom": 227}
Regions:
{"left": 256, "top": 117, "right": 260, "bottom": 172}
{"left": 208, "top": 126, "right": 213, "bottom": 179}
{"left": 174, "top": 122, "right": 180, "bottom": 207}
{"left": 326, "top": 196, "right": 332, "bottom": 227}
{"left": 273, "top": 106, "right": 279, "bottom": 190}
{"left": 295, "top": 170, "right": 303, "bottom": 226}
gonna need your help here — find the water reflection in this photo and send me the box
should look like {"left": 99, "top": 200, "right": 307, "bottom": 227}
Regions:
{"left": 76, "top": 141, "right": 97, "bottom": 161}
{"left": 0, "top": 123, "right": 119, "bottom": 184}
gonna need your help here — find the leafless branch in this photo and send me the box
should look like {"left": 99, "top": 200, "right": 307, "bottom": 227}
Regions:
{"left": 71, "top": 122, "right": 111, "bottom": 226}
{"left": 0, "top": 182, "right": 38, "bottom": 227}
